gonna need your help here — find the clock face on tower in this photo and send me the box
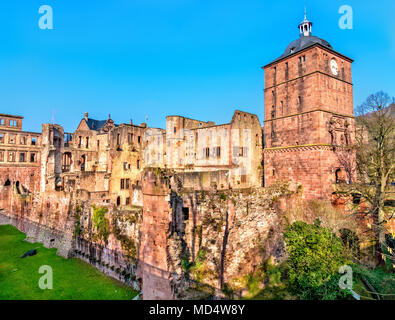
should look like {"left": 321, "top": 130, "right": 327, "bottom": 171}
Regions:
{"left": 330, "top": 58, "right": 338, "bottom": 76}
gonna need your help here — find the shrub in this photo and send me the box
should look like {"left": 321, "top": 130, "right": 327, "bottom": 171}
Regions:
{"left": 284, "top": 219, "right": 352, "bottom": 300}
{"left": 92, "top": 205, "right": 110, "bottom": 243}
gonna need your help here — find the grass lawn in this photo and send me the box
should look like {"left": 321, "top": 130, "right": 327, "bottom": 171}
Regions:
{"left": 0, "top": 224, "right": 139, "bottom": 300}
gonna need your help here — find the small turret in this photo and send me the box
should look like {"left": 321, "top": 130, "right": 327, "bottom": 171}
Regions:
{"left": 298, "top": 9, "right": 312, "bottom": 37}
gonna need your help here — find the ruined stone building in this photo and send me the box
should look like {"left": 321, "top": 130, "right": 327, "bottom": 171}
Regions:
{"left": 0, "top": 114, "right": 41, "bottom": 194}
{"left": 0, "top": 13, "right": 357, "bottom": 204}
{"left": 0, "top": 14, "right": 361, "bottom": 299}
{"left": 165, "top": 110, "right": 263, "bottom": 189}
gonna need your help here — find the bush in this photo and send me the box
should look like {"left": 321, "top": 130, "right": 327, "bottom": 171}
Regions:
{"left": 284, "top": 219, "right": 352, "bottom": 300}
{"left": 92, "top": 205, "right": 110, "bottom": 243}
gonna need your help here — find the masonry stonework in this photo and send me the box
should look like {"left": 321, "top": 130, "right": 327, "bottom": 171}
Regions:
{"left": 0, "top": 15, "right": 377, "bottom": 300}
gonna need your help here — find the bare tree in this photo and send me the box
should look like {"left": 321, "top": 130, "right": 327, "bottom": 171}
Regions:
{"left": 353, "top": 91, "right": 395, "bottom": 265}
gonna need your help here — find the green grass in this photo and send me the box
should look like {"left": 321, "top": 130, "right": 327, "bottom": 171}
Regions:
{"left": 352, "top": 264, "right": 395, "bottom": 300}
{"left": 0, "top": 224, "right": 139, "bottom": 300}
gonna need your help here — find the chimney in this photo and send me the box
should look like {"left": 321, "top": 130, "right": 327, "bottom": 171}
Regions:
{"left": 84, "top": 112, "right": 89, "bottom": 121}
{"left": 130, "top": 119, "right": 133, "bottom": 125}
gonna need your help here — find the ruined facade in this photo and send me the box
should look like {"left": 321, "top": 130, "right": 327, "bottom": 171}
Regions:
{"left": 0, "top": 114, "right": 41, "bottom": 194}
{"left": 0, "top": 15, "right": 363, "bottom": 299}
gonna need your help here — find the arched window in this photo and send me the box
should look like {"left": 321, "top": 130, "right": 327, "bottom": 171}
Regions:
{"left": 80, "top": 155, "right": 86, "bottom": 171}
{"left": 116, "top": 196, "right": 121, "bottom": 206}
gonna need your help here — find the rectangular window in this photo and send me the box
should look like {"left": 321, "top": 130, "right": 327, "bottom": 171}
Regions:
{"left": 86, "top": 137, "right": 89, "bottom": 148}
{"left": 97, "top": 140, "right": 100, "bottom": 148}
{"left": 174, "top": 127, "right": 177, "bottom": 133}
{"left": 20, "top": 136, "right": 26, "bottom": 145}
{"left": 30, "top": 153, "right": 36, "bottom": 163}
{"left": 8, "top": 151, "right": 15, "bottom": 162}
{"left": 0, "top": 150, "right": 4, "bottom": 162}
{"left": 138, "top": 136, "right": 141, "bottom": 144}
{"left": 182, "top": 207, "right": 189, "bottom": 221}
{"left": 0, "top": 119, "right": 4, "bottom": 125}
{"left": 120, "top": 179, "right": 125, "bottom": 190}
{"left": 125, "top": 179, "right": 130, "bottom": 189}
{"left": 78, "top": 136, "right": 82, "bottom": 148}
{"left": 128, "top": 133, "right": 133, "bottom": 145}
{"left": 239, "top": 147, "right": 247, "bottom": 157}
{"left": 137, "top": 159, "right": 140, "bottom": 169}
{"left": 9, "top": 120, "right": 17, "bottom": 126}
{"left": 19, "top": 152, "right": 25, "bottom": 162}
{"left": 0, "top": 133, "right": 4, "bottom": 143}
{"left": 204, "top": 147, "right": 210, "bottom": 159}
{"left": 125, "top": 197, "right": 130, "bottom": 205}
{"left": 214, "top": 146, "right": 221, "bottom": 158}
{"left": 117, "top": 134, "right": 120, "bottom": 145}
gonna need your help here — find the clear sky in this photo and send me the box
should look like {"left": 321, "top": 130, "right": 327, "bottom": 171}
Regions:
{"left": 1, "top": 0, "right": 394, "bottom": 133}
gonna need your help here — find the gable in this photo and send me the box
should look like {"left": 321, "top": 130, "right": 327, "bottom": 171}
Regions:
{"left": 76, "top": 119, "right": 90, "bottom": 131}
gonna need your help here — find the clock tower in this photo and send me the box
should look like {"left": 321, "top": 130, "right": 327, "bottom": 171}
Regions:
{"left": 262, "top": 14, "right": 355, "bottom": 199}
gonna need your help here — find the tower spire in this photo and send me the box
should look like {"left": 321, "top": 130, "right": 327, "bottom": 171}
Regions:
{"left": 298, "top": 8, "right": 312, "bottom": 37}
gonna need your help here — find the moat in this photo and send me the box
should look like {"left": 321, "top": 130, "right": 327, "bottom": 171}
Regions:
{"left": 0, "top": 224, "right": 138, "bottom": 300}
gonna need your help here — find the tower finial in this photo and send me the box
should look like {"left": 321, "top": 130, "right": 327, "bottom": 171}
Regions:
{"left": 298, "top": 8, "right": 312, "bottom": 37}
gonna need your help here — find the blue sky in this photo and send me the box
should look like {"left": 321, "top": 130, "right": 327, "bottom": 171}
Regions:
{"left": 1, "top": 0, "right": 394, "bottom": 133}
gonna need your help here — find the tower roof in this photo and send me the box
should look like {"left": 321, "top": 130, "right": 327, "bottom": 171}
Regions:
{"left": 263, "top": 11, "right": 352, "bottom": 68}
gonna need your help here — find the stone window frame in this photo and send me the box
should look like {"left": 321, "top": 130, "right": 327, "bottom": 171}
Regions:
{"left": 8, "top": 151, "right": 16, "bottom": 162}
{"left": 20, "top": 135, "right": 27, "bottom": 145}
{"left": 204, "top": 147, "right": 210, "bottom": 159}
{"left": 0, "top": 149, "right": 4, "bottom": 162}
{"left": 19, "top": 152, "right": 26, "bottom": 162}
{"left": 9, "top": 134, "right": 16, "bottom": 144}
{"left": 0, "top": 132, "right": 4, "bottom": 143}
{"left": 127, "top": 133, "right": 133, "bottom": 145}
{"left": 30, "top": 152, "right": 37, "bottom": 163}
{"left": 0, "top": 118, "right": 4, "bottom": 126}
{"left": 120, "top": 179, "right": 125, "bottom": 190}
{"left": 31, "top": 137, "right": 37, "bottom": 146}
{"left": 213, "top": 146, "right": 221, "bottom": 158}
{"left": 239, "top": 146, "right": 247, "bottom": 157}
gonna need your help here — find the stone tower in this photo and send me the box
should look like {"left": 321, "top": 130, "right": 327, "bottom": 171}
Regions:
{"left": 262, "top": 14, "right": 355, "bottom": 199}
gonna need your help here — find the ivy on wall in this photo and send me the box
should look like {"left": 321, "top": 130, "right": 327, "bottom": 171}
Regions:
{"left": 92, "top": 205, "right": 110, "bottom": 243}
